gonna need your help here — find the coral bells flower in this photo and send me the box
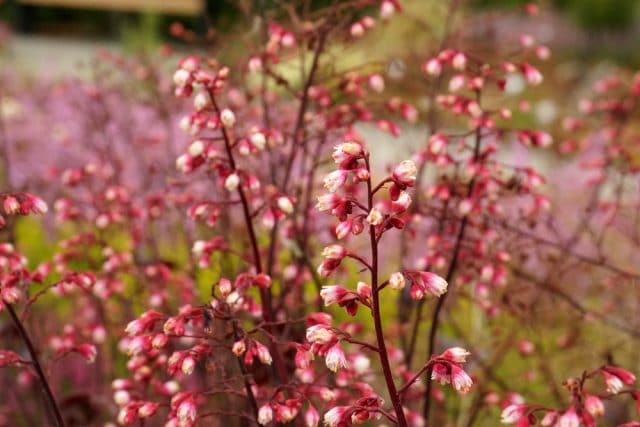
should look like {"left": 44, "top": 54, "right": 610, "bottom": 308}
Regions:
{"left": 366, "top": 207, "right": 384, "bottom": 226}
{"left": 322, "top": 245, "right": 346, "bottom": 260}
{"left": 407, "top": 271, "right": 448, "bottom": 299}
{"left": 451, "top": 365, "right": 473, "bottom": 394}
{"left": 323, "top": 170, "right": 349, "bottom": 193}
{"left": 557, "top": 408, "right": 579, "bottom": 427}
{"left": 304, "top": 404, "right": 320, "bottom": 427}
{"left": 584, "top": 395, "right": 604, "bottom": 417}
{"left": 332, "top": 142, "right": 363, "bottom": 165}
{"left": 320, "top": 285, "right": 360, "bottom": 315}
{"left": 389, "top": 272, "right": 406, "bottom": 290}
{"left": 306, "top": 324, "right": 336, "bottom": 345}
{"left": 220, "top": 108, "right": 236, "bottom": 128}
{"left": 224, "top": 173, "right": 240, "bottom": 191}
{"left": 325, "top": 343, "right": 348, "bottom": 372}
{"left": 440, "top": 347, "right": 470, "bottom": 364}
{"left": 3, "top": 196, "right": 19, "bottom": 214}
{"left": 258, "top": 404, "right": 273, "bottom": 425}
{"left": 323, "top": 406, "right": 348, "bottom": 427}
{"left": 317, "top": 245, "right": 347, "bottom": 277}
{"left": 392, "top": 160, "right": 417, "bottom": 186}
{"left": 501, "top": 405, "right": 526, "bottom": 424}
{"left": 601, "top": 366, "right": 636, "bottom": 394}
{"left": 320, "top": 285, "right": 348, "bottom": 306}
{"left": 316, "top": 193, "right": 342, "bottom": 212}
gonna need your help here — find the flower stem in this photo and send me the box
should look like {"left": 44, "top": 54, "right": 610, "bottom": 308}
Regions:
{"left": 365, "top": 157, "right": 407, "bottom": 427}
{"left": 5, "top": 302, "right": 65, "bottom": 427}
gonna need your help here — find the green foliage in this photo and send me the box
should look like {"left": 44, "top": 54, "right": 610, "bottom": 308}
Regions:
{"left": 553, "top": 0, "right": 638, "bottom": 31}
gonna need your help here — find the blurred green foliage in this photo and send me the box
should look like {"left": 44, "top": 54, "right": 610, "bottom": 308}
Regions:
{"left": 472, "top": 0, "right": 639, "bottom": 31}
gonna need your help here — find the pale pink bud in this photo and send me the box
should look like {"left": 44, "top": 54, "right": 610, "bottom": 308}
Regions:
{"left": 350, "top": 22, "right": 365, "bottom": 38}
{"left": 325, "top": 343, "right": 348, "bottom": 372}
{"left": 557, "top": 408, "right": 579, "bottom": 427}
{"left": 452, "top": 52, "right": 467, "bottom": 70}
{"left": 258, "top": 404, "right": 273, "bottom": 425}
{"left": 459, "top": 199, "right": 473, "bottom": 216}
{"left": 451, "top": 365, "right": 473, "bottom": 394}
{"left": 220, "top": 108, "right": 236, "bottom": 128}
{"left": 232, "top": 340, "right": 246, "bottom": 356}
{"left": 322, "top": 245, "right": 346, "bottom": 260}
{"left": 224, "top": 173, "right": 240, "bottom": 191}
{"left": 380, "top": 1, "right": 396, "bottom": 20}
{"left": 305, "top": 404, "right": 320, "bottom": 427}
{"left": 522, "top": 64, "right": 543, "bottom": 86}
{"left": 181, "top": 356, "right": 195, "bottom": 375}
{"left": 316, "top": 193, "right": 341, "bottom": 212}
{"left": 250, "top": 132, "right": 266, "bottom": 150}
{"left": 393, "top": 160, "right": 417, "bottom": 185}
{"left": 323, "top": 170, "right": 348, "bottom": 193}
{"left": 366, "top": 208, "right": 383, "bottom": 226}
{"left": 3, "top": 196, "right": 19, "bottom": 214}
{"left": 306, "top": 324, "right": 335, "bottom": 345}
{"left": 188, "top": 140, "right": 205, "bottom": 157}
{"left": 424, "top": 58, "right": 442, "bottom": 76}
{"left": 277, "top": 196, "right": 294, "bottom": 214}
{"left": 389, "top": 272, "right": 405, "bottom": 290}
{"left": 369, "top": 74, "right": 385, "bottom": 93}
{"left": 449, "top": 75, "right": 465, "bottom": 92}
{"left": 335, "top": 221, "right": 351, "bottom": 240}
{"left": 584, "top": 395, "right": 604, "bottom": 417}
{"left": 193, "top": 92, "right": 210, "bottom": 111}
{"left": 440, "top": 347, "right": 470, "bottom": 363}
{"left": 255, "top": 342, "right": 272, "bottom": 365}
{"left": 173, "top": 69, "right": 191, "bottom": 87}
{"left": 501, "top": 404, "right": 526, "bottom": 424}
{"left": 248, "top": 57, "right": 263, "bottom": 72}
{"left": 176, "top": 398, "right": 197, "bottom": 424}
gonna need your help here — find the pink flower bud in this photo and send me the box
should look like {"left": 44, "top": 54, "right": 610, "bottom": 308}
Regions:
{"left": 366, "top": 207, "right": 384, "bottom": 226}
{"left": 258, "top": 404, "right": 273, "bottom": 425}
{"left": 220, "top": 108, "right": 236, "bottom": 127}
{"left": 423, "top": 58, "right": 442, "bottom": 76}
{"left": 224, "top": 173, "right": 240, "bottom": 191}
{"left": 584, "top": 395, "right": 604, "bottom": 417}
{"left": 440, "top": 347, "right": 470, "bottom": 364}
{"left": 393, "top": 160, "right": 417, "bottom": 185}
{"left": 325, "top": 343, "right": 348, "bottom": 372}
{"left": 389, "top": 272, "right": 405, "bottom": 290}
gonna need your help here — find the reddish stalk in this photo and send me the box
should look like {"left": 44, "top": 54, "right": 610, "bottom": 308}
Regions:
{"left": 5, "top": 302, "right": 66, "bottom": 427}
{"left": 365, "top": 156, "right": 408, "bottom": 427}
{"left": 209, "top": 94, "right": 289, "bottom": 386}
{"left": 422, "top": 102, "right": 483, "bottom": 422}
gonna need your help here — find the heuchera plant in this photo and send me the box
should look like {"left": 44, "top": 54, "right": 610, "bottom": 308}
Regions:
{"left": 1, "top": 1, "right": 640, "bottom": 427}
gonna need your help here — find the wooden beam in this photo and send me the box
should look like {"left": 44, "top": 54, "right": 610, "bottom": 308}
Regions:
{"left": 18, "top": 0, "right": 204, "bottom": 16}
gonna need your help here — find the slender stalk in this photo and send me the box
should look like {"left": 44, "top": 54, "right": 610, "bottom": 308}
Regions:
{"left": 365, "top": 157, "right": 407, "bottom": 427}
{"left": 422, "top": 99, "right": 483, "bottom": 422}
{"left": 5, "top": 302, "right": 65, "bottom": 427}
{"left": 232, "top": 322, "right": 259, "bottom": 422}
{"left": 209, "top": 94, "right": 289, "bottom": 385}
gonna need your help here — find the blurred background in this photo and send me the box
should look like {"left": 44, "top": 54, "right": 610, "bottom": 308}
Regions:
{"left": 0, "top": 0, "right": 639, "bottom": 76}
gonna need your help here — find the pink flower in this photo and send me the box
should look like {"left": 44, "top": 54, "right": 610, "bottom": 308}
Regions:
{"left": 451, "top": 365, "right": 473, "bottom": 394}
{"left": 584, "top": 395, "right": 604, "bottom": 417}
{"left": 440, "top": 347, "right": 470, "bottom": 364}
{"left": 325, "top": 343, "right": 348, "bottom": 372}
{"left": 501, "top": 405, "right": 526, "bottom": 424}
{"left": 304, "top": 404, "right": 320, "bottom": 427}
{"left": 323, "top": 170, "right": 349, "bottom": 193}
{"left": 306, "top": 324, "right": 336, "bottom": 345}
{"left": 557, "top": 408, "right": 579, "bottom": 427}
{"left": 323, "top": 406, "right": 348, "bottom": 427}
{"left": 258, "top": 404, "right": 273, "bottom": 425}
{"left": 392, "top": 160, "right": 417, "bottom": 186}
